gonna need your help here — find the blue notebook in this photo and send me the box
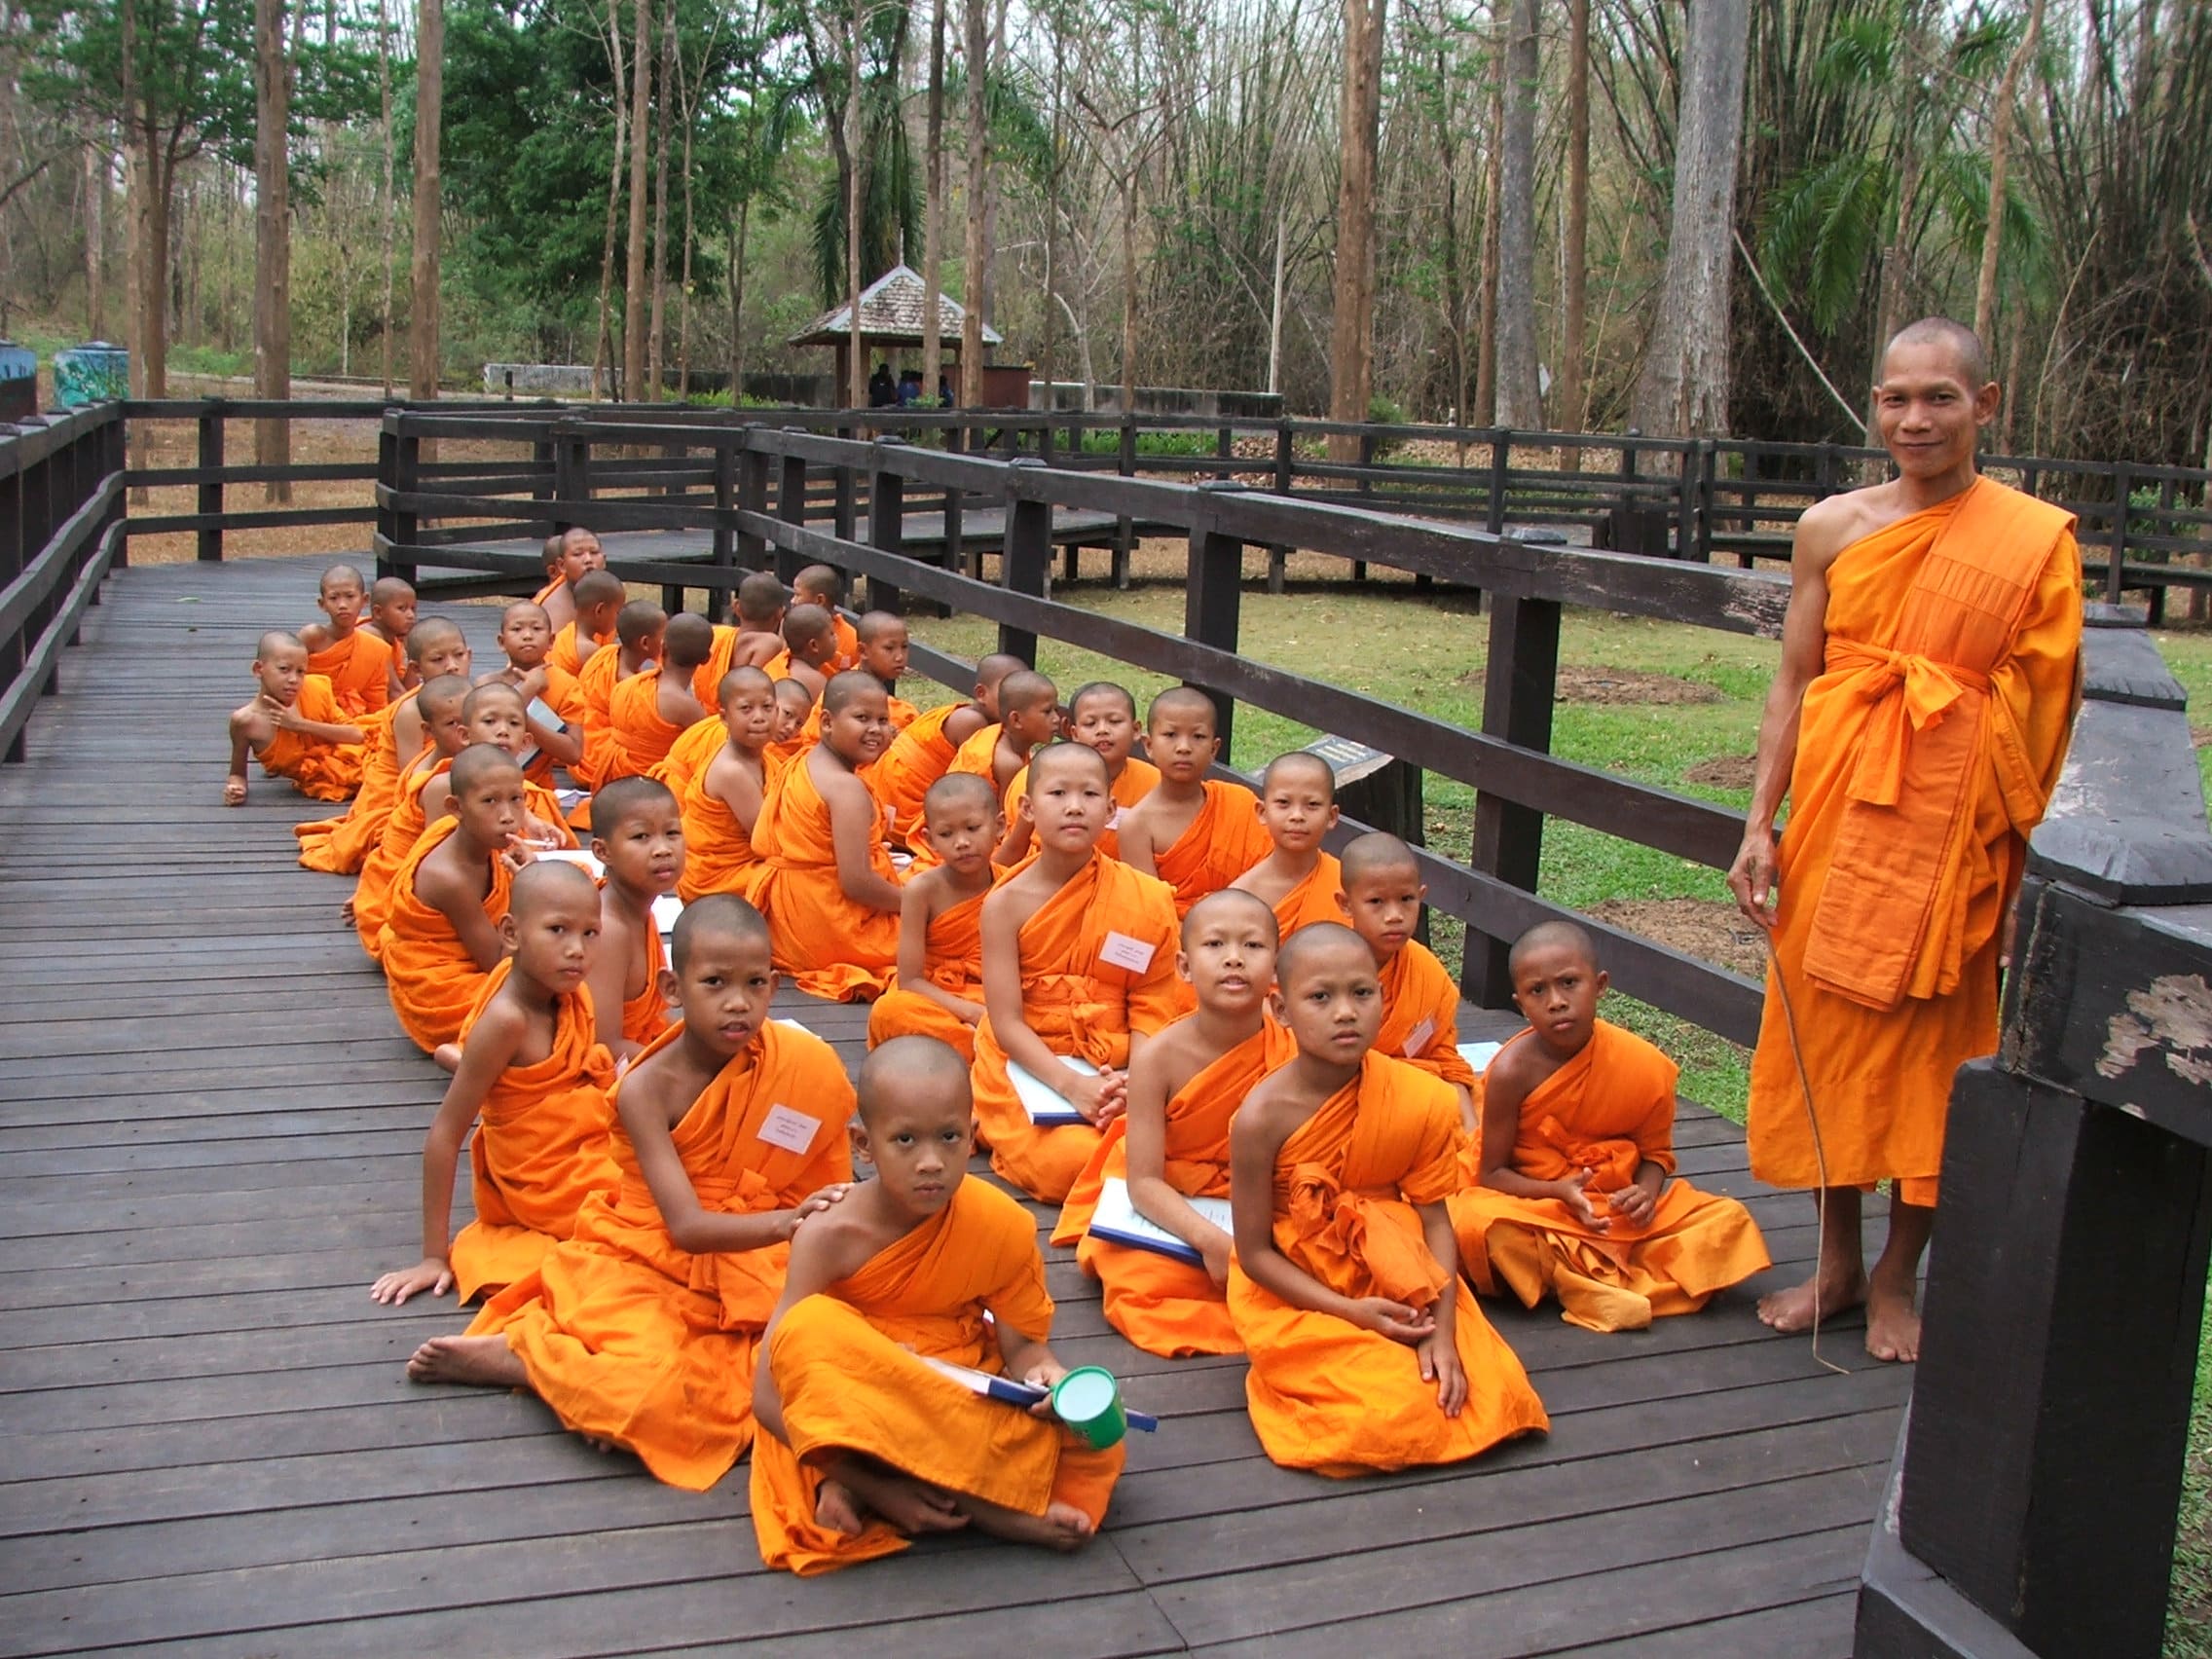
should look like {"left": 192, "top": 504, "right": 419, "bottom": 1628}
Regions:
{"left": 1008, "top": 1056, "right": 1096, "bottom": 1127}
{"left": 920, "top": 1357, "right": 1159, "bottom": 1432}
{"left": 1087, "top": 1177, "right": 1231, "bottom": 1268}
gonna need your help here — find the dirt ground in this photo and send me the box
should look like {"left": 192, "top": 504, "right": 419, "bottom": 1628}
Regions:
{"left": 1553, "top": 665, "right": 1725, "bottom": 705}
{"left": 1684, "top": 753, "right": 1757, "bottom": 789}
{"left": 1586, "top": 897, "right": 1770, "bottom": 981}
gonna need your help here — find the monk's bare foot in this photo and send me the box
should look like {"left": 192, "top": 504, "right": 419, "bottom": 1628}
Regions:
{"left": 1756, "top": 1268, "right": 1865, "bottom": 1336}
{"left": 814, "top": 1478, "right": 866, "bottom": 1537}
{"left": 340, "top": 899, "right": 356, "bottom": 924}
{"left": 583, "top": 1436, "right": 620, "bottom": 1454}
{"left": 432, "top": 1042, "right": 462, "bottom": 1074}
{"left": 833, "top": 1461, "right": 966, "bottom": 1536}
{"left": 960, "top": 1495, "right": 1095, "bottom": 1552}
{"left": 406, "top": 1334, "right": 526, "bottom": 1386}
{"left": 1864, "top": 1272, "right": 1922, "bottom": 1363}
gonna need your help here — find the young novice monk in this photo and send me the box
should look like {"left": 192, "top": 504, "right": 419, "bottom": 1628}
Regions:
{"left": 412, "top": 897, "right": 855, "bottom": 1492}
{"left": 1234, "top": 753, "right": 1345, "bottom": 936}
{"left": 1334, "top": 832, "right": 1480, "bottom": 1132}
{"left": 678, "top": 667, "right": 777, "bottom": 902}
{"left": 793, "top": 564, "right": 859, "bottom": 669}
{"left": 1053, "top": 889, "right": 1288, "bottom": 1356}
{"left": 297, "top": 564, "right": 400, "bottom": 716}
{"left": 380, "top": 745, "right": 532, "bottom": 1054}
{"left": 487, "top": 601, "right": 585, "bottom": 786}
{"left": 867, "top": 653, "right": 1022, "bottom": 849}
{"left": 909, "top": 670, "right": 1059, "bottom": 876}
{"left": 551, "top": 570, "right": 624, "bottom": 678}
{"left": 971, "top": 743, "right": 1187, "bottom": 1203}
{"left": 350, "top": 675, "right": 472, "bottom": 945}
{"left": 752, "top": 1036, "right": 1123, "bottom": 1573}
{"left": 577, "top": 600, "right": 666, "bottom": 788}
{"left": 536, "top": 527, "right": 606, "bottom": 634}
{"left": 369, "top": 861, "right": 619, "bottom": 1305}
{"left": 418, "top": 682, "right": 576, "bottom": 850}
{"left": 1448, "top": 921, "right": 1771, "bottom": 1332}
{"left": 744, "top": 670, "right": 903, "bottom": 999}
{"left": 867, "top": 774, "right": 1003, "bottom": 1060}
{"left": 764, "top": 605, "right": 840, "bottom": 705}
{"left": 606, "top": 612, "right": 711, "bottom": 781}
{"left": 363, "top": 576, "right": 419, "bottom": 688}
{"left": 995, "top": 682, "right": 1160, "bottom": 866}
{"left": 225, "top": 632, "right": 364, "bottom": 805}
{"left": 585, "top": 776, "right": 685, "bottom": 1058}
{"left": 1230, "top": 922, "right": 1548, "bottom": 1474}
{"left": 1119, "top": 688, "right": 1272, "bottom": 917}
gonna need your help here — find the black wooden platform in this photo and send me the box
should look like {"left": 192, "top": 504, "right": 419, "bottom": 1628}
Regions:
{"left": 0, "top": 556, "right": 1902, "bottom": 1655}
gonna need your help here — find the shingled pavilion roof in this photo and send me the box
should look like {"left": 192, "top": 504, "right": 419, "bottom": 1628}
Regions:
{"left": 790, "top": 265, "right": 1003, "bottom": 350}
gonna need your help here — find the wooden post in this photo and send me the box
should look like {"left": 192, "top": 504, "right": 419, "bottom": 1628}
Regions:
{"left": 388, "top": 425, "right": 422, "bottom": 587}
{"left": 1487, "top": 428, "right": 1509, "bottom": 535}
{"left": 0, "top": 455, "right": 19, "bottom": 761}
{"left": 1463, "top": 593, "right": 1561, "bottom": 1006}
{"left": 775, "top": 435, "right": 809, "bottom": 587}
{"left": 1267, "top": 420, "right": 1293, "bottom": 594}
{"left": 1185, "top": 481, "right": 1248, "bottom": 757}
{"left": 375, "top": 425, "right": 399, "bottom": 579}
{"left": 1215, "top": 421, "right": 1234, "bottom": 481}
{"left": 834, "top": 411, "right": 858, "bottom": 542}
{"left": 1704, "top": 442, "right": 1726, "bottom": 566}
{"left": 1352, "top": 429, "right": 1375, "bottom": 580}
{"left": 867, "top": 439, "right": 906, "bottom": 615}
{"left": 100, "top": 410, "right": 127, "bottom": 572}
{"left": 998, "top": 458, "right": 1051, "bottom": 666}
{"left": 2107, "top": 460, "right": 2132, "bottom": 603}
{"left": 197, "top": 401, "right": 224, "bottom": 562}
{"left": 1676, "top": 439, "right": 1699, "bottom": 562}
{"left": 1112, "top": 411, "right": 1137, "bottom": 582}
{"left": 710, "top": 443, "right": 736, "bottom": 621}
{"left": 736, "top": 428, "right": 770, "bottom": 573}
{"left": 532, "top": 436, "right": 555, "bottom": 507}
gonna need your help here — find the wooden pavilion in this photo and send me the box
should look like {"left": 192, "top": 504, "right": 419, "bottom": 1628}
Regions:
{"left": 790, "top": 265, "right": 1005, "bottom": 407}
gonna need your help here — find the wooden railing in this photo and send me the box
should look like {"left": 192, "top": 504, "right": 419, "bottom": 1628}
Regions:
{"left": 0, "top": 405, "right": 126, "bottom": 763}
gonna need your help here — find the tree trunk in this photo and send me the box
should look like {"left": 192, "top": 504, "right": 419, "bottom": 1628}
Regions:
{"left": 1628, "top": 0, "right": 1749, "bottom": 437}
{"left": 1869, "top": 3, "right": 1928, "bottom": 431}
{"left": 1973, "top": 0, "right": 2045, "bottom": 345}
{"left": 1268, "top": 205, "right": 1287, "bottom": 397}
{"left": 727, "top": 196, "right": 751, "bottom": 393}
{"left": 141, "top": 143, "right": 169, "bottom": 397}
{"left": 1560, "top": 0, "right": 1589, "bottom": 455}
{"left": 921, "top": 0, "right": 947, "bottom": 402}
{"left": 410, "top": 0, "right": 444, "bottom": 399}
{"left": 1039, "top": 18, "right": 1062, "bottom": 412}
{"left": 84, "top": 137, "right": 106, "bottom": 340}
{"left": 592, "top": 0, "right": 629, "bottom": 398}
{"left": 1117, "top": 174, "right": 1140, "bottom": 407}
{"left": 677, "top": 108, "right": 695, "bottom": 398}
{"left": 622, "top": 0, "right": 651, "bottom": 401}
{"left": 645, "top": 0, "right": 676, "bottom": 401}
{"left": 1473, "top": 55, "right": 1500, "bottom": 426}
{"left": 845, "top": 0, "right": 866, "bottom": 413}
{"left": 1493, "top": 0, "right": 1541, "bottom": 425}
{"left": 254, "top": 0, "right": 291, "bottom": 498}
{"left": 378, "top": 0, "right": 395, "bottom": 396}
{"left": 1327, "top": 0, "right": 1385, "bottom": 461}
{"left": 959, "top": 0, "right": 988, "bottom": 409}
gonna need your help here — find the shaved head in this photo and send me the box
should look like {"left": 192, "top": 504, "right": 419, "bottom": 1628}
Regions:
{"left": 409, "top": 617, "right": 464, "bottom": 655}
{"left": 461, "top": 681, "right": 525, "bottom": 720}
{"left": 1000, "top": 669, "right": 1057, "bottom": 713}
{"left": 975, "top": 653, "right": 1025, "bottom": 692}
{"left": 736, "top": 571, "right": 789, "bottom": 624}
{"left": 371, "top": 575, "right": 415, "bottom": 606}
{"left": 857, "top": 610, "right": 906, "bottom": 644}
{"left": 501, "top": 600, "right": 550, "bottom": 629}
{"left": 1508, "top": 918, "right": 1600, "bottom": 977}
{"left": 1029, "top": 739, "right": 1110, "bottom": 788}
{"left": 1263, "top": 751, "right": 1336, "bottom": 797}
{"left": 925, "top": 771, "right": 1000, "bottom": 818}
{"left": 591, "top": 774, "right": 677, "bottom": 837}
{"left": 616, "top": 601, "right": 666, "bottom": 649}
{"left": 823, "top": 668, "right": 888, "bottom": 715}
{"left": 1884, "top": 316, "right": 1991, "bottom": 388}
{"left": 662, "top": 612, "right": 715, "bottom": 671}
{"left": 774, "top": 679, "right": 814, "bottom": 715}
{"left": 256, "top": 630, "right": 304, "bottom": 662}
{"left": 510, "top": 857, "right": 600, "bottom": 918}
{"left": 719, "top": 665, "right": 774, "bottom": 706}
{"left": 1182, "top": 886, "right": 1279, "bottom": 949}
{"left": 794, "top": 564, "right": 846, "bottom": 602}
{"left": 1149, "top": 685, "right": 1220, "bottom": 729}
{"left": 573, "top": 571, "right": 625, "bottom": 608}
{"left": 418, "top": 673, "right": 471, "bottom": 716}
{"left": 1341, "top": 830, "right": 1421, "bottom": 887}
{"left": 449, "top": 742, "right": 524, "bottom": 795}
{"left": 1274, "top": 921, "right": 1373, "bottom": 991}
{"left": 857, "top": 1035, "right": 973, "bottom": 1125}
{"left": 319, "top": 564, "right": 364, "bottom": 596}
{"left": 1070, "top": 682, "right": 1137, "bottom": 720}
{"left": 671, "top": 892, "right": 770, "bottom": 973}
{"left": 783, "top": 604, "right": 834, "bottom": 648}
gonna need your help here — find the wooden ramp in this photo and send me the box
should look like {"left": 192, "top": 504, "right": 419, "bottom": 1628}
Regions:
{"left": 0, "top": 557, "right": 1902, "bottom": 1656}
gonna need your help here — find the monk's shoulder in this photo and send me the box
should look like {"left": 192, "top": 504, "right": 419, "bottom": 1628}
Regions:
{"left": 1480, "top": 1028, "right": 1549, "bottom": 1097}
{"left": 1793, "top": 485, "right": 1890, "bottom": 567}
{"left": 1593, "top": 1017, "right": 1679, "bottom": 1092}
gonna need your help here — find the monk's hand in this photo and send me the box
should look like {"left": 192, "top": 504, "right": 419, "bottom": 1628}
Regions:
{"left": 1726, "top": 829, "right": 1779, "bottom": 932}
{"left": 1063, "top": 1069, "right": 1121, "bottom": 1125}
{"left": 514, "top": 666, "right": 550, "bottom": 700}
{"left": 222, "top": 775, "right": 247, "bottom": 806}
{"left": 1608, "top": 1181, "right": 1658, "bottom": 1229}
{"left": 1419, "top": 1330, "right": 1467, "bottom": 1418}
{"left": 1350, "top": 1297, "right": 1436, "bottom": 1346}
{"left": 370, "top": 1258, "right": 453, "bottom": 1306}
{"left": 1559, "top": 1170, "right": 1609, "bottom": 1233}
{"left": 1197, "top": 1229, "right": 1235, "bottom": 1289}
{"left": 1024, "top": 1358, "right": 1070, "bottom": 1418}
{"left": 498, "top": 836, "right": 539, "bottom": 874}
{"left": 783, "top": 1183, "right": 853, "bottom": 1237}
{"left": 269, "top": 698, "right": 312, "bottom": 734}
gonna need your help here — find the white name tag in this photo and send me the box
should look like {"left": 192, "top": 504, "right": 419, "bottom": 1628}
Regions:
{"left": 1107, "top": 806, "right": 1124, "bottom": 830}
{"left": 1098, "top": 931, "right": 1156, "bottom": 974}
{"left": 1402, "top": 1016, "right": 1437, "bottom": 1058}
{"left": 756, "top": 1104, "right": 821, "bottom": 1155}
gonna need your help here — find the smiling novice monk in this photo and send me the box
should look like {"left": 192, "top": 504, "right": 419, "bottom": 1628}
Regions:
{"left": 1119, "top": 687, "right": 1272, "bottom": 917}
{"left": 370, "top": 861, "right": 619, "bottom": 1306}
{"left": 417, "top": 682, "right": 576, "bottom": 851}
{"left": 1335, "top": 832, "right": 1480, "bottom": 1133}
{"left": 415, "top": 897, "right": 856, "bottom": 1490}
{"left": 1054, "top": 889, "right": 1289, "bottom": 1357}
{"left": 867, "top": 774, "right": 1003, "bottom": 1061}
{"left": 745, "top": 670, "right": 904, "bottom": 999}
{"left": 380, "top": 745, "right": 532, "bottom": 1055}
{"left": 793, "top": 564, "right": 860, "bottom": 670}
{"left": 970, "top": 743, "right": 1187, "bottom": 1203}
{"left": 753, "top": 1037, "right": 1124, "bottom": 1573}
{"left": 225, "top": 632, "right": 365, "bottom": 806}
{"left": 1233, "top": 752, "right": 1344, "bottom": 936}
{"left": 586, "top": 776, "right": 685, "bottom": 1059}
{"left": 297, "top": 564, "right": 400, "bottom": 716}
{"left": 995, "top": 682, "right": 1160, "bottom": 866}
{"left": 867, "top": 652, "right": 1021, "bottom": 849}
{"left": 1449, "top": 922, "right": 1771, "bottom": 1333}
{"left": 551, "top": 570, "right": 624, "bottom": 679}
{"left": 1230, "top": 924, "right": 1548, "bottom": 1474}
{"left": 296, "top": 619, "right": 471, "bottom": 874}
{"left": 678, "top": 667, "right": 777, "bottom": 902}
{"left": 363, "top": 576, "right": 420, "bottom": 688}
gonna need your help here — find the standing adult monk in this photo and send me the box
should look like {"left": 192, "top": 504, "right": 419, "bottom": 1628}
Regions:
{"left": 1728, "top": 317, "right": 2083, "bottom": 1364}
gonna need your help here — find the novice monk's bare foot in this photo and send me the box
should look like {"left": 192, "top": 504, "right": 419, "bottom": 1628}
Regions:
{"left": 432, "top": 1043, "right": 462, "bottom": 1074}
{"left": 406, "top": 1334, "right": 526, "bottom": 1386}
{"left": 1756, "top": 1268, "right": 1866, "bottom": 1336}
{"left": 815, "top": 1478, "right": 866, "bottom": 1537}
{"left": 1863, "top": 1272, "right": 1922, "bottom": 1363}
{"left": 832, "top": 1460, "right": 967, "bottom": 1536}
{"left": 960, "top": 1495, "right": 1095, "bottom": 1553}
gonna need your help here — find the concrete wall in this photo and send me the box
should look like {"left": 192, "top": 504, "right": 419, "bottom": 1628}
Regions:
{"left": 1030, "top": 382, "right": 1285, "bottom": 420}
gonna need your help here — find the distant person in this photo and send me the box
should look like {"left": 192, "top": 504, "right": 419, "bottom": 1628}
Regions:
{"left": 867, "top": 362, "right": 896, "bottom": 408}
{"left": 897, "top": 369, "right": 923, "bottom": 407}
{"left": 940, "top": 374, "right": 953, "bottom": 407}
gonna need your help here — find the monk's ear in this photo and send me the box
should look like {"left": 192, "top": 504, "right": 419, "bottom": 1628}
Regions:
{"left": 1323, "top": 802, "right": 1341, "bottom": 827}
{"left": 1208, "top": 736, "right": 1223, "bottom": 762}
{"left": 589, "top": 834, "right": 610, "bottom": 863}
{"left": 847, "top": 1116, "right": 875, "bottom": 1169}
{"left": 1175, "top": 947, "right": 1195, "bottom": 984}
{"left": 1266, "top": 985, "right": 1289, "bottom": 1026}
{"left": 1016, "top": 791, "right": 1036, "bottom": 828}
{"left": 498, "top": 911, "right": 521, "bottom": 952}
{"left": 1334, "top": 888, "right": 1350, "bottom": 918}
{"left": 654, "top": 967, "right": 680, "bottom": 1011}
{"left": 1592, "top": 967, "right": 1610, "bottom": 1000}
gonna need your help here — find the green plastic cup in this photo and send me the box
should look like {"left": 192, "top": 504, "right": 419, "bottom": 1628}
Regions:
{"left": 1051, "top": 1366, "right": 1128, "bottom": 1450}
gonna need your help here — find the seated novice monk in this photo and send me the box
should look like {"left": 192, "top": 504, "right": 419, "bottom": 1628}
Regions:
{"left": 1230, "top": 923, "right": 1549, "bottom": 1475}
{"left": 678, "top": 667, "right": 776, "bottom": 903}
{"left": 1449, "top": 922, "right": 1770, "bottom": 1333}
{"left": 867, "top": 774, "right": 1003, "bottom": 1061}
{"left": 1233, "top": 753, "right": 1345, "bottom": 938}
{"left": 413, "top": 897, "right": 856, "bottom": 1492}
{"left": 800, "top": 611, "right": 922, "bottom": 742}
{"left": 752, "top": 1037, "right": 1123, "bottom": 1573}
{"left": 1052, "top": 890, "right": 1288, "bottom": 1357}
{"left": 350, "top": 675, "right": 473, "bottom": 947}
{"left": 1119, "top": 688, "right": 1273, "bottom": 918}
{"left": 995, "top": 682, "right": 1161, "bottom": 866}
{"left": 369, "top": 862, "right": 620, "bottom": 1306}
{"left": 418, "top": 682, "right": 577, "bottom": 851}
{"left": 295, "top": 619, "right": 473, "bottom": 875}
{"left": 363, "top": 576, "right": 420, "bottom": 690}
{"left": 762, "top": 604, "right": 840, "bottom": 706}
{"left": 1334, "top": 831, "right": 1480, "bottom": 1133}
{"left": 550, "top": 570, "right": 624, "bottom": 679}
{"left": 487, "top": 602, "right": 584, "bottom": 787}
{"left": 297, "top": 563, "right": 400, "bottom": 717}
{"left": 764, "top": 679, "right": 816, "bottom": 772}
{"left": 867, "top": 652, "right": 1022, "bottom": 849}
{"left": 703, "top": 571, "right": 793, "bottom": 690}
{"left": 380, "top": 745, "right": 532, "bottom": 1054}
{"left": 586, "top": 777, "right": 685, "bottom": 1059}
{"left": 970, "top": 743, "right": 1187, "bottom": 1203}
{"left": 793, "top": 564, "right": 860, "bottom": 670}
{"left": 910, "top": 670, "right": 1060, "bottom": 876}
{"left": 224, "top": 632, "right": 365, "bottom": 806}
{"left": 606, "top": 612, "right": 711, "bottom": 782}
{"left": 577, "top": 600, "right": 666, "bottom": 788}
{"left": 744, "top": 671, "right": 903, "bottom": 1000}
{"left": 535, "top": 527, "right": 606, "bottom": 635}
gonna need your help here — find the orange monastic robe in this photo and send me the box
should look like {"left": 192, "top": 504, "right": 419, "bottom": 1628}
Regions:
{"left": 1450, "top": 1020, "right": 1770, "bottom": 1333}
{"left": 742, "top": 753, "right": 903, "bottom": 1000}
{"left": 514, "top": 662, "right": 586, "bottom": 790}
{"left": 866, "top": 887, "right": 989, "bottom": 1060}
{"left": 903, "top": 723, "right": 1012, "bottom": 876}
{"left": 1154, "top": 779, "right": 1273, "bottom": 918}
{"left": 468, "top": 1020, "right": 855, "bottom": 1490}
{"left": 829, "top": 612, "right": 860, "bottom": 672}
{"left": 1004, "top": 756, "right": 1161, "bottom": 863}
{"left": 866, "top": 701, "right": 964, "bottom": 848}
{"left": 1747, "top": 479, "right": 2082, "bottom": 1207}
{"left": 650, "top": 715, "right": 726, "bottom": 796}
{"left": 378, "top": 817, "right": 514, "bottom": 1052}
{"left": 1229, "top": 1051, "right": 1549, "bottom": 1475}
{"left": 295, "top": 686, "right": 420, "bottom": 874}
{"left": 447, "top": 964, "right": 621, "bottom": 1302}
{"left": 604, "top": 666, "right": 686, "bottom": 782}
{"left": 1263, "top": 852, "right": 1346, "bottom": 938}
{"left": 307, "top": 630, "right": 394, "bottom": 717}
{"left": 550, "top": 620, "right": 612, "bottom": 679}
{"left": 677, "top": 745, "right": 763, "bottom": 903}
{"left": 257, "top": 674, "right": 363, "bottom": 801}
{"left": 969, "top": 853, "right": 1189, "bottom": 1202}
{"left": 691, "top": 625, "right": 741, "bottom": 712}
{"left": 1377, "top": 941, "right": 1480, "bottom": 1097}
{"left": 352, "top": 751, "right": 448, "bottom": 954}
{"left": 574, "top": 645, "right": 628, "bottom": 789}
{"left": 623, "top": 924, "right": 672, "bottom": 1048}
{"left": 1053, "top": 1021, "right": 1293, "bottom": 1356}
{"left": 751, "top": 1179, "right": 1124, "bottom": 1575}
{"left": 797, "top": 691, "right": 918, "bottom": 747}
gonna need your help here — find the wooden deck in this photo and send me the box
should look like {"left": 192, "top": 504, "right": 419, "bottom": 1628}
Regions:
{"left": 0, "top": 556, "right": 1901, "bottom": 1656}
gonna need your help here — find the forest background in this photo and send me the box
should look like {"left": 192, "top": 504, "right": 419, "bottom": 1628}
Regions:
{"left": 0, "top": 0, "right": 2206, "bottom": 473}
